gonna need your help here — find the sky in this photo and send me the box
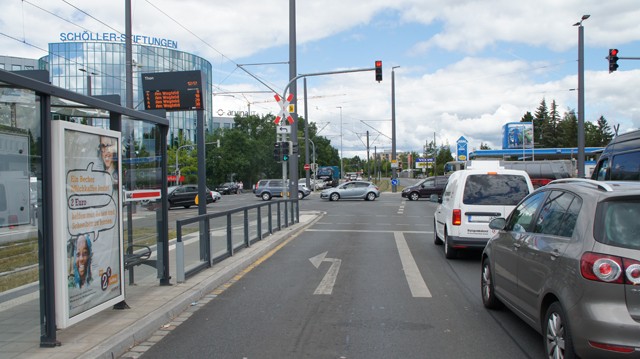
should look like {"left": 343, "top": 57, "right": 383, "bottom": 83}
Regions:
{"left": 2, "top": 0, "right": 640, "bottom": 159}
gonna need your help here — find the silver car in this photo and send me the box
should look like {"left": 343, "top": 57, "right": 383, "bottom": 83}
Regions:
{"left": 320, "top": 181, "right": 380, "bottom": 201}
{"left": 481, "top": 179, "right": 640, "bottom": 358}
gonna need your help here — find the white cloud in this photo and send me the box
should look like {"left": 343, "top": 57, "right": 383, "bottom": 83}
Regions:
{"left": 2, "top": 0, "right": 639, "bottom": 160}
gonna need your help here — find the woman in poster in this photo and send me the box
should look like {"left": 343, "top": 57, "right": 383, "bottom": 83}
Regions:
{"left": 68, "top": 234, "right": 93, "bottom": 288}
{"left": 99, "top": 135, "right": 119, "bottom": 187}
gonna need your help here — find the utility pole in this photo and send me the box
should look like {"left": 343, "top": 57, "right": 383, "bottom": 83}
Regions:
{"left": 574, "top": 14, "right": 589, "bottom": 177}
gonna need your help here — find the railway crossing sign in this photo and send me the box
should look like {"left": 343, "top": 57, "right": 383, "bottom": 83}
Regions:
{"left": 274, "top": 93, "right": 295, "bottom": 125}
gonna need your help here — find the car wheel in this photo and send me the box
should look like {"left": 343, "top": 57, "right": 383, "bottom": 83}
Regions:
{"left": 298, "top": 191, "right": 304, "bottom": 200}
{"left": 409, "top": 192, "right": 419, "bottom": 201}
{"left": 544, "top": 302, "right": 576, "bottom": 359}
{"left": 481, "top": 259, "right": 502, "bottom": 309}
{"left": 444, "top": 229, "right": 458, "bottom": 259}
{"left": 433, "top": 219, "right": 443, "bottom": 245}
{"left": 365, "top": 192, "right": 376, "bottom": 201}
{"left": 261, "top": 192, "right": 272, "bottom": 201}
{"left": 330, "top": 193, "right": 340, "bottom": 201}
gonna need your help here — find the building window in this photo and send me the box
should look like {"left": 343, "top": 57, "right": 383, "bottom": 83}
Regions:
{"left": 12, "top": 64, "right": 21, "bottom": 71}
{"left": 25, "top": 66, "right": 34, "bottom": 70}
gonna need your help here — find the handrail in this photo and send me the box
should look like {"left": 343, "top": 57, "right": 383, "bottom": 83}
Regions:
{"left": 175, "top": 199, "right": 299, "bottom": 283}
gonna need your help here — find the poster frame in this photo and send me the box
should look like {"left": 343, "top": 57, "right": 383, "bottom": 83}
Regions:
{"left": 51, "top": 120, "right": 124, "bottom": 329}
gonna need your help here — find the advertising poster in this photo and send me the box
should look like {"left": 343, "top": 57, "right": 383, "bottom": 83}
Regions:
{"left": 52, "top": 121, "right": 124, "bottom": 329}
{"left": 503, "top": 122, "right": 534, "bottom": 150}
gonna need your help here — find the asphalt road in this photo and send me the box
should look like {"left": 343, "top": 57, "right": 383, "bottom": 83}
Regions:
{"left": 139, "top": 191, "right": 545, "bottom": 358}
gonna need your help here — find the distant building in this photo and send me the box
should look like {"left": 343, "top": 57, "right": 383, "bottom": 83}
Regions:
{"left": 0, "top": 55, "right": 38, "bottom": 71}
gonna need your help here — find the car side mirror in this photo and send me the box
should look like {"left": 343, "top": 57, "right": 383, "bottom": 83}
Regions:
{"left": 489, "top": 218, "right": 507, "bottom": 230}
{"left": 429, "top": 194, "right": 441, "bottom": 203}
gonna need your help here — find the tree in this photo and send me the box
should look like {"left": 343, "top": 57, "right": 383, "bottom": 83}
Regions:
{"left": 557, "top": 110, "right": 578, "bottom": 147}
{"left": 532, "top": 99, "right": 549, "bottom": 147}
{"left": 434, "top": 144, "right": 454, "bottom": 175}
{"left": 546, "top": 100, "right": 561, "bottom": 148}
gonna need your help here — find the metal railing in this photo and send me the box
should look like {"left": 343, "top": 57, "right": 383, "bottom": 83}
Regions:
{"left": 175, "top": 199, "right": 299, "bottom": 282}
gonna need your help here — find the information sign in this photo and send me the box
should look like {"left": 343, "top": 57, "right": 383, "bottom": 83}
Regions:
{"left": 141, "top": 71, "right": 203, "bottom": 111}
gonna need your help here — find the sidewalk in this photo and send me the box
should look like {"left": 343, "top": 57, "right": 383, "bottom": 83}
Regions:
{"left": 0, "top": 211, "right": 323, "bottom": 359}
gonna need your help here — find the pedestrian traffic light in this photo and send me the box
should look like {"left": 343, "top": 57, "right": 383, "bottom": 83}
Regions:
{"left": 273, "top": 142, "right": 281, "bottom": 161}
{"left": 609, "top": 49, "right": 619, "bottom": 73}
{"left": 281, "top": 141, "right": 291, "bottom": 161}
{"left": 375, "top": 60, "right": 382, "bottom": 82}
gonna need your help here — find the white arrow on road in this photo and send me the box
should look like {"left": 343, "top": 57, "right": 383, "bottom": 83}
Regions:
{"left": 309, "top": 251, "right": 341, "bottom": 295}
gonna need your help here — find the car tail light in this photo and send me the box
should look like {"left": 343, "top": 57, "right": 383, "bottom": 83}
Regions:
{"left": 589, "top": 341, "right": 636, "bottom": 353}
{"left": 581, "top": 252, "right": 640, "bottom": 284}
{"left": 452, "top": 209, "right": 461, "bottom": 226}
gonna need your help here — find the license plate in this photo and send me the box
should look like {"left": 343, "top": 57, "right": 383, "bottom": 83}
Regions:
{"left": 467, "top": 215, "right": 493, "bottom": 223}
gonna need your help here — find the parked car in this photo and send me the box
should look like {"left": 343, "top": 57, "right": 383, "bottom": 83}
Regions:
{"left": 592, "top": 129, "right": 640, "bottom": 181}
{"left": 216, "top": 182, "right": 239, "bottom": 195}
{"left": 298, "top": 178, "right": 325, "bottom": 190}
{"left": 432, "top": 168, "right": 534, "bottom": 259}
{"left": 401, "top": 175, "right": 449, "bottom": 201}
{"left": 254, "top": 179, "right": 310, "bottom": 201}
{"left": 481, "top": 178, "right": 640, "bottom": 358}
{"left": 320, "top": 181, "right": 380, "bottom": 201}
{"left": 167, "top": 185, "right": 215, "bottom": 208}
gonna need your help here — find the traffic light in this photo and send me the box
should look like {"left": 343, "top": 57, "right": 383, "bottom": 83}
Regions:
{"left": 375, "top": 60, "right": 382, "bottom": 82}
{"left": 609, "top": 49, "right": 619, "bottom": 73}
{"left": 273, "top": 142, "right": 281, "bottom": 161}
{"left": 281, "top": 141, "right": 291, "bottom": 161}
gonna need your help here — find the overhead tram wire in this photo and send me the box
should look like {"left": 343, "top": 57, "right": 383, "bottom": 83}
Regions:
{"left": 16, "top": 0, "right": 190, "bottom": 84}
{"left": 144, "top": 0, "right": 286, "bottom": 104}
{"left": 22, "top": 0, "right": 284, "bottom": 111}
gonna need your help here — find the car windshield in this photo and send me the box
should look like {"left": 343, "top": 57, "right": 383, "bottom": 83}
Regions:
{"left": 462, "top": 174, "right": 530, "bottom": 205}
{"left": 167, "top": 186, "right": 178, "bottom": 194}
{"left": 601, "top": 201, "right": 640, "bottom": 250}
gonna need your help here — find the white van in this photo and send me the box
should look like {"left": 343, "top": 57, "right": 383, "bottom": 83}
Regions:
{"left": 432, "top": 168, "right": 534, "bottom": 259}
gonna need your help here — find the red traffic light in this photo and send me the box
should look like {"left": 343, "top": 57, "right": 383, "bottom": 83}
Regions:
{"left": 609, "top": 49, "right": 619, "bottom": 73}
{"left": 375, "top": 60, "right": 382, "bottom": 82}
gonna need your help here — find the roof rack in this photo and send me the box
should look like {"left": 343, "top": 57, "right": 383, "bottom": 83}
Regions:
{"left": 550, "top": 178, "right": 613, "bottom": 192}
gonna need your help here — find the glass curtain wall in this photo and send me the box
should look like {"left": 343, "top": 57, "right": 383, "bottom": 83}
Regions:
{"left": 44, "top": 42, "right": 212, "bottom": 146}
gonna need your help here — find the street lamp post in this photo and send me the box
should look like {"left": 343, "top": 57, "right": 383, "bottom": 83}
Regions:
{"left": 391, "top": 66, "right": 400, "bottom": 193}
{"left": 174, "top": 140, "right": 220, "bottom": 185}
{"left": 337, "top": 106, "right": 343, "bottom": 181}
{"left": 175, "top": 144, "right": 194, "bottom": 186}
{"left": 78, "top": 68, "right": 97, "bottom": 96}
{"left": 574, "top": 14, "right": 590, "bottom": 178}
{"left": 79, "top": 68, "right": 97, "bottom": 126}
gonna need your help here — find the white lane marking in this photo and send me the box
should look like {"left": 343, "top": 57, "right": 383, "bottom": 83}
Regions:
{"left": 394, "top": 231, "right": 432, "bottom": 298}
{"left": 309, "top": 251, "right": 342, "bottom": 295}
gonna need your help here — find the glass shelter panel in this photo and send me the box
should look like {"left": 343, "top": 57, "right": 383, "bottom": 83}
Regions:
{"left": 0, "top": 86, "right": 41, "bottom": 296}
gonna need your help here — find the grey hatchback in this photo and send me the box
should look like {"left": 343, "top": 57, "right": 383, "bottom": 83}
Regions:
{"left": 481, "top": 179, "right": 640, "bottom": 358}
{"left": 320, "top": 181, "right": 380, "bottom": 201}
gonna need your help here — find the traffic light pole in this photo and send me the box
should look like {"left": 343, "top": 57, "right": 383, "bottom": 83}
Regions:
{"left": 279, "top": 65, "right": 380, "bottom": 197}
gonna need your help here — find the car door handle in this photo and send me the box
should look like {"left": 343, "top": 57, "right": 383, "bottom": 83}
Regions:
{"left": 513, "top": 242, "right": 521, "bottom": 249}
{"left": 550, "top": 249, "right": 561, "bottom": 260}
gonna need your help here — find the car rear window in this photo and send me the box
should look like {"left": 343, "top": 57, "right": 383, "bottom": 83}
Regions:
{"left": 462, "top": 174, "right": 530, "bottom": 206}
{"left": 600, "top": 201, "right": 640, "bottom": 250}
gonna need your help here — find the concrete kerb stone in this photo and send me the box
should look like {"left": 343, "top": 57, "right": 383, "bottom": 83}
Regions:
{"left": 79, "top": 210, "right": 324, "bottom": 359}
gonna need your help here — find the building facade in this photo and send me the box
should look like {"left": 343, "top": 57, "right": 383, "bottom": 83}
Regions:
{"left": 38, "top": 41, "right": 212, "bottom": 145}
